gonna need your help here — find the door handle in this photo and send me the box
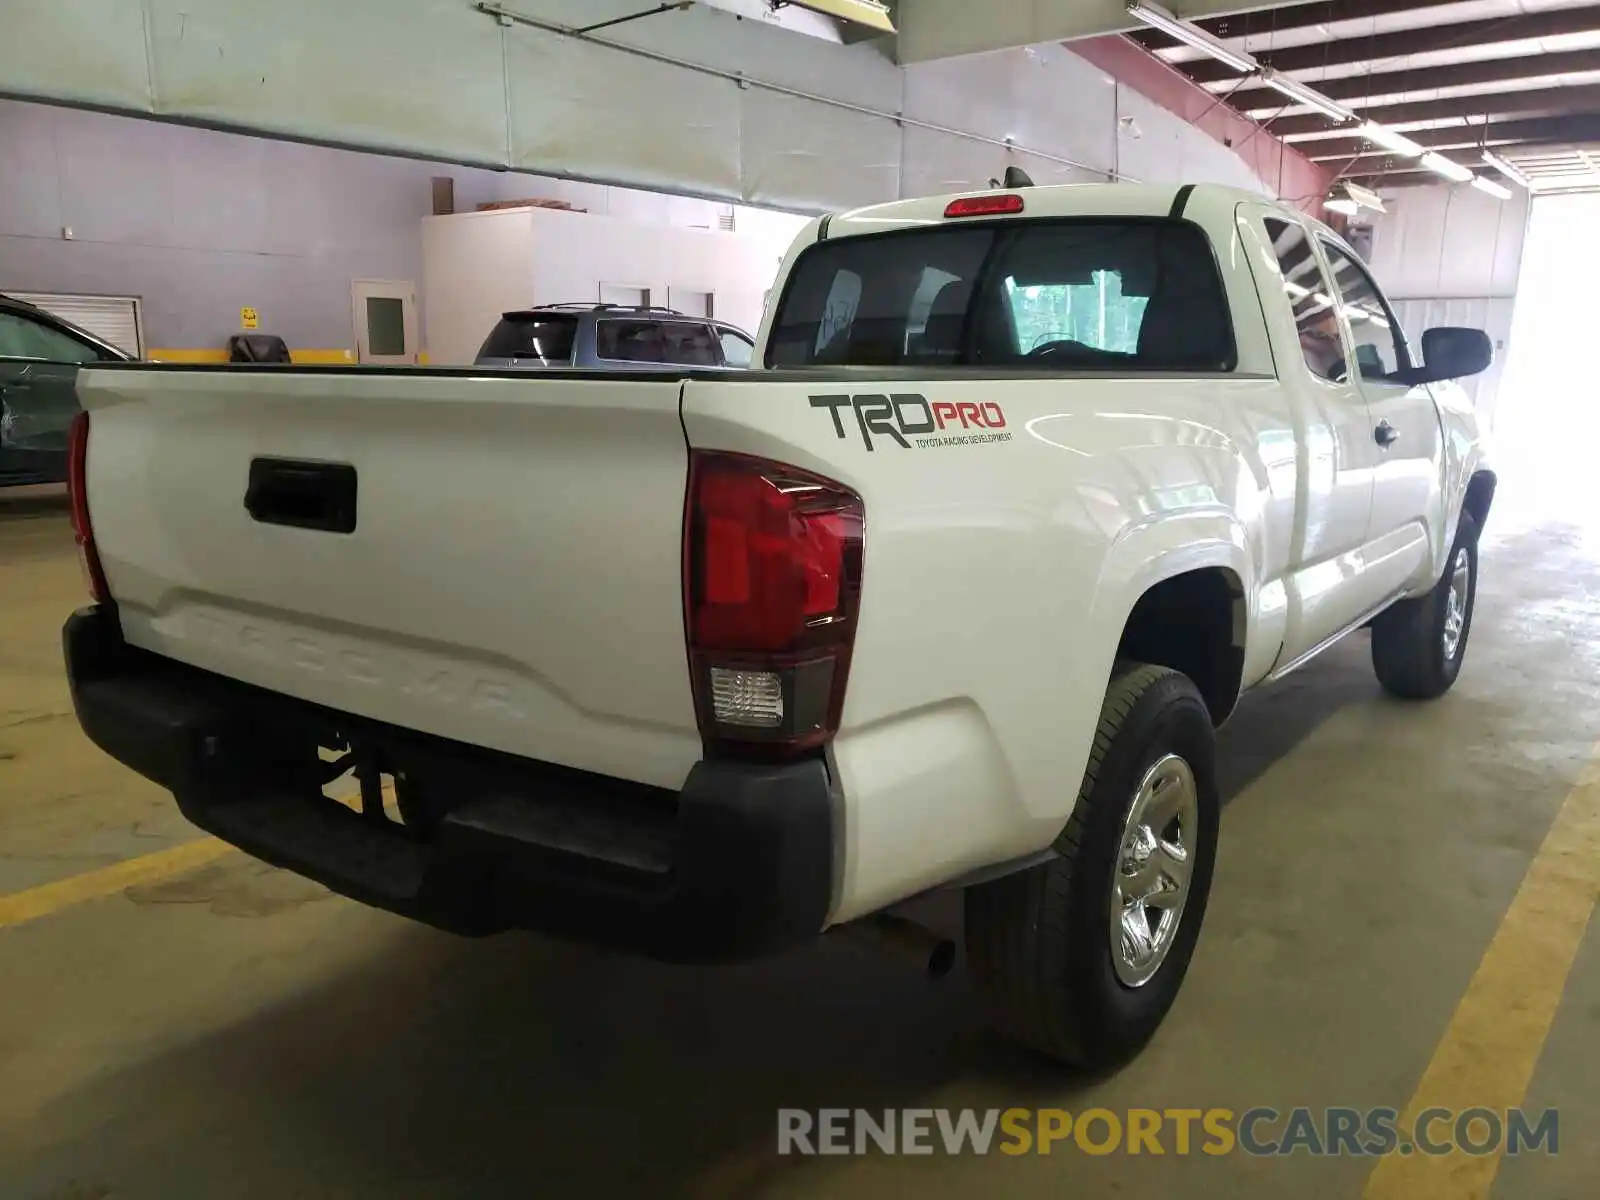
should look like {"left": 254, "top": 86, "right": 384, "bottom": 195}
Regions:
{"left": 245, "top": 457, "right": 359, "bottom": 533}
{"left": 1374, "top": 420, "right": 1400, "bottom": 447}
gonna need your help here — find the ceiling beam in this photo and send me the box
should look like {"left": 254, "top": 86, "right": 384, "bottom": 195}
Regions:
{"left": 1348, "top": 165, "right": 1600, "bottom": 188}
{"left": 896, "top": 0, "right": 1285, "bottom": 64}
{"left": 1307, "top": 113, "right": 1600, "bottom": 162}
{"left": 1329, "top": 152, "right": 1478, "bottom": 179}
{"left": 1223, "top": 46, "right": 1600, "bottom": 112}
{"left": 1181, "top": 6, "right": 1600, "bottom": 85}
{"left": 1271, "top": 83, "right": 1600, "bottom": 138}
{"left": 1130, "top": 0, "right": 1462, "bottom": 49}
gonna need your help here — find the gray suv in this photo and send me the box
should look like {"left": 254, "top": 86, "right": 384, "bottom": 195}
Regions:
{"left": 475, "top": 304, "right": 756, "bottom": 370}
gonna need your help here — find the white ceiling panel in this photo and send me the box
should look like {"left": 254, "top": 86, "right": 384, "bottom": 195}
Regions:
{"left": 0, "top": 0, "right": 153, "bottom": 111}
{"left": 505, "top": 27, "right": 743, "bottom": 197}
{"left": 740, "top": 88, "right": 901, "bottom": 210}
{"left": 147, "top": 0, "right": 510, "bottom": 165}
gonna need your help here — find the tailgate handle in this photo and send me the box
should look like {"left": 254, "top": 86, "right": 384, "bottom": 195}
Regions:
{"left": 245, "top": 458, "right": 358, "bottom": 534}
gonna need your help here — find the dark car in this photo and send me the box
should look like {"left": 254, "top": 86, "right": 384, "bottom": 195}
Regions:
{"left": 474, "top": 303, "right": 756, "bottom": 370}
{"left": 0, "top": 294, "right": 132, "bottom": 487}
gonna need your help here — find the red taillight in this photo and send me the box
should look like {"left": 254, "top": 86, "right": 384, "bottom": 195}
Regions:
{"left": 67, "top": 411, "right": 110, "bottom": 605}
{"left": 685, "top": 451, "right": 864, "bottom": 758}
{"left": 944, "top": 193, "right": 1025, "bottom": 219}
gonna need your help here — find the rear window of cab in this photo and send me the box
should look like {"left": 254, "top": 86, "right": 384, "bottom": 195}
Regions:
{"left": 766, "top": 219, "right": 1235, "bottom": 373}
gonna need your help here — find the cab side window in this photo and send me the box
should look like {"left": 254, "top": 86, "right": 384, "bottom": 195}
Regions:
{"left": 1263, "top": 218, "right": 1349, "bottom": 384}
{"left": 1320, "top": 241, "right": 1410, "bottom": 381}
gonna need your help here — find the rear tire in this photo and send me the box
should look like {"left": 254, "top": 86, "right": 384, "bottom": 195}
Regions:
{"left": 1371, "top": 512, "right": 1479, "bottom": 699}
{"left": 965, "top": 663, "right": 1219, "bottom": 1070}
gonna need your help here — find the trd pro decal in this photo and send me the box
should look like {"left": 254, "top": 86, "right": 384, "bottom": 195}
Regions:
{"left": 810, "top": 393, "right": 1013, "bottom": 451}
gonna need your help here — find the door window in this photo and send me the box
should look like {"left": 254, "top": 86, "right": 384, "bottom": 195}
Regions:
{"left": 596, "top": 320, "right": 721, "bottom": 365}
{"left": 718, "top": 329, "right": 754, "bottom": 368}
{"left": 0, "top": 311, "right": 106, "bottom": 363}
{"left": 1263, "top": 219, "right": 1350, "bottom": 383}
{"left": 1320, "top": 240, "right": 1411, "bottom": 381}
{"left": 365, "top": 297, "right": 408, "bottom": 357}
{"left": 351, "top": 281, "right": 418, "bottom": 364}
{"left": 8, "top": 293, "right": 140, "bottom": 357}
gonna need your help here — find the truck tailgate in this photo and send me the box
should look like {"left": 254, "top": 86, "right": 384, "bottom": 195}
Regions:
{"left": 77, "top": 366, "right": 701, "bottom": 790}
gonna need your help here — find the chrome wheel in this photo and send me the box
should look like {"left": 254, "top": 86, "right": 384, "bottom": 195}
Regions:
{"left": 1110, "top": 754, "right": 1199, "bottom": 988}
{"left": 1442, "top": 546, "right": 1471, "bottom": 661}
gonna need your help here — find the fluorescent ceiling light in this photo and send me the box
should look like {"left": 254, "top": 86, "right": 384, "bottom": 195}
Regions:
{"left": 1422, "top": 151, "right": 1474, "bottom": 184}
{"left": 1258, "top": 69, "right": 1355, "bottom": 123}
{"left": 1341, "top": 181, "right": 1386, "bottom": 212}
{"left": 1360, "top": 122, "right": 1425, "bottom": 158}
{"left": 1482, "top": 149, "right": 1532, "bottom": 189}
{"left": 1126, "top": 1, "right": 1260, "bottom": 73}
{"left": 1471, "top": 175, "right": 1512, "bottom": 200}
{"left": 1325, "top": 181, "right": 1386, "bottom": 216}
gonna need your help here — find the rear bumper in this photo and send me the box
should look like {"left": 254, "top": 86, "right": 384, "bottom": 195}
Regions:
{"left": 64, "top": 606, "right": 837, "bottom": 962}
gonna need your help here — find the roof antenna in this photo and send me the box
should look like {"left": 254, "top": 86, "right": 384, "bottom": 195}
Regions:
{"left": 1003, "top": 166, "right": 1035, "bottom": 189}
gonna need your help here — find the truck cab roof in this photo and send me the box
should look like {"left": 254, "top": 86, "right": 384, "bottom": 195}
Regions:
{"left": 817, "top": 183, "right": 1319, "bottom": 244}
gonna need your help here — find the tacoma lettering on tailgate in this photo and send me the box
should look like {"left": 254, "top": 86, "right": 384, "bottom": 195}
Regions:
{"left": 181, "top": 610, "right": 529, "bottom": 722}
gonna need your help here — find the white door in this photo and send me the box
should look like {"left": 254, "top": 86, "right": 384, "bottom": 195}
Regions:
{"left": 599, "top": 283, "right": 650, "bottom": 309}
{"left": 352, "top": 280, "right": 419, "bottom": 365}
{"left": 668, "top": 288, "right": 713, "bottom": 318}
{"left": 1318, "top": 238, "right": 1445, "bottom": 572}
{"left": 1256, "top": 214, "right": 1375, "bottom": 565}
{"left": 1251, "top": 211, "right": 1380, "bottom": 668}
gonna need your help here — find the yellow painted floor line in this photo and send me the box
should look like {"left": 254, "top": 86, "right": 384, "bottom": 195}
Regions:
{"left": 0, "top": 780, "right": 396, "bottom": 931}
{"left": 1364, "top": 747, "right": 1600, "bottom": 1200}
{"left": 0, "top": 838, "right": 235, "bottom": 930}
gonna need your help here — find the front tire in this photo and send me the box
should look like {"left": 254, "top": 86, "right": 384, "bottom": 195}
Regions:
{"left": 965, "top": 663, "right": 1220, "bottom": 1070}
{"left": 1371, "top": 512, "right": 1479, "bottom": 699}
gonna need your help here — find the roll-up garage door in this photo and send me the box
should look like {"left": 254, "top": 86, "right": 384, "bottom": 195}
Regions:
{"left": 7, "top": 293, "right": 143, "bottom": 358}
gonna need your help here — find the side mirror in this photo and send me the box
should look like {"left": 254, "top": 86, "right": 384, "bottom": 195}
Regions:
{"left": 1399, "top": 326, "right": 1493, "bottom": 385}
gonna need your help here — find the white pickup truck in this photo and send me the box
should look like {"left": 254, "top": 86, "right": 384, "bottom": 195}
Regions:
{"left": 64, "top": 182, "right": 1494, "bottom": 1069}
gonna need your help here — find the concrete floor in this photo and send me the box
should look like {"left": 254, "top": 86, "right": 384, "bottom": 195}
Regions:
{"left": 2, "top": 477, "right": 1597, "bottom": 1200}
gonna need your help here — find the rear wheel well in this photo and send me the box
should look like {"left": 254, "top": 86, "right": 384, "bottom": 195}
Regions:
{"left": 1463, "top": 470, "right": 1496, "bottom": 532}
{"left": 1116, "top": 569, "right": 1245, "bottom": 726}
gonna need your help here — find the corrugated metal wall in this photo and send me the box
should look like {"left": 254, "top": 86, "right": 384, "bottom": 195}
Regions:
{"left": 1368, "top": 183, "right": 1532, "bottom": 428}
{"left": 1, "top": 0, "right": 1270, "bottom": 211}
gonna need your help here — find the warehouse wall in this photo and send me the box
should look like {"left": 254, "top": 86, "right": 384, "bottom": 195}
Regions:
{"left": 1367, "top": 184, "right": 1531, "bottom": 428}
{"left": 421, "top": 208, "right": 796, "bottom": 365}
{"left": 1, "top": 0, "right": 1281, "bottom": 215}
{"left": 0, "top": 99, "right": 781, "bottom": 356}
